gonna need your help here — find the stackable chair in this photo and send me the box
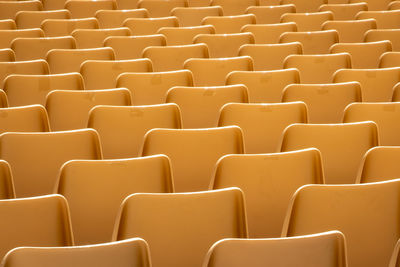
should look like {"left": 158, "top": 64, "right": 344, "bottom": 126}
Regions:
{"left": 210, "top": 0, "right": 256, "bottom": 15}
{"left": 65, "top": 0, "right": 116, "bottom": 19}
{"left": 170, "top": 6, "right": 223, "bottom": 27}
{"left": 72, "top": 28, "right": 131, "bottom": 49}
{"left": 15, "top": 10, "right": 70, "bottom": 29}
{"left": 123, "top": 17, "right": 179, "bottom": 36}
{"left": 379, "top": 52, "right": 400, "bottom": 67}
{"left": 0, "top": 60, "right": 49, "bottom": 88}
{"left": 158, "top": 25, "right": 215, "bottom": 45}
{"left": 137, "top": 0, "right": 186, "bottom": 18}
{"left": 0, "top": 19, "right": 16, "bottom": 30}
{"left": 319, "top": 2, "right": 367, "bottom": 20}
{"left": 356, "top": 10, "right": 400, "bottom": 29}
{"left": 365, "top": 29, "right": 400, "bottom": 51}
{"left": 0, "top": 1, "right": 42, "bottom": 20}
{"left": 0, "top": 160, "right": 15, "bottom": 199}
{"left": 280, "top": 30, "right": 339, "bottom": 54}
{"left": 41, "top": 0, "right": 73, "bottom": 10}
{"left": 0, "top": 29, "right": 44, "bottom": 49}
{"left": 322, "top": 19, "right": 377, "bottom": 43}
{"left": 350, "top": 0, "right": 393, "bottom": 11}
{"left": 0, "top": 49, "right": 14, "bottom": 62}
{"left": 201, "top": 14, "right": 256, "bottom": 34}
{"left": 280, "top": 11, "right": 333, "bottom": 32}
{"left": 245, "top": 4, "right": 296, "bottom": 24}
{"left": 95, "top": 9, "right": 148, "bottom": 28}
{"left": 116, "top": 0, "right": 142, "bottom": 9}
{"left": 280, "top": 0, "right": 326, "bottom": 12}
{"left": 0, "top": 105, "right": 49, "bottom": 133}
{"left": 241, "top": 22, "right": 297, "bottom": 44}
{"left": 41, "top": 18, "right": 99, "bottom": 37}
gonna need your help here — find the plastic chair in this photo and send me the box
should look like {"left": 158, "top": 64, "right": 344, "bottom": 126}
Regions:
{"left": 138, "top": 0, "right": 186, "bottom": 17}
{"left": 390, "top": 238, "right": 400, "bottom": 267}
{"left": 193, "top": 32, "right": 254, "bottom": 58}
{"left": 365, "top": 29, "right": 400, "bottom": 52}
{"left": 15, "top": 10, "right": 70, "bottom": 29}
{"left": 0, "top": 29, "right": 44, "bottom": 49}
{"left": 0, "top": 160, "right": 15, "bottom": 199}
{"left": 239, "top": 42, "right": 302, "bottom": 71}
{"left": 350, "top": 0, "right": 393, "bottom": 10}
{"left": 281, "top": 121, "right": 378, "bottom": 184}
{"left": 72, "top": 28, "right": 130, "bottom": 49}
{"left": 142, "top": 127, "right": 244, "bottom": 192}
{"left": 330, "top": 40, "right": 392, "bottom": 68}
{"left": 46, "top": 89, "right": 131, "bottom": 131}
{"left": 245, "top": 4, "right": 296, "bottom": 24}
{"left": 283, "top": 53, "right": 351, "bottom": 84}
{"left": 58, "top": 155, "right": 173, "bottom": 244}
{"left": 0, "top": 1, "right": 42, "bottom": 20}
{"left": 0, "top": 60, "right": 49, "bottom": 88}
{"left": 184, "top": 56, "right": 253, "bottom": 86}
{"left": 88, "top": 104, "right": 182, "bottom": 158}
{"left": 283, "top": 179, "right": 400, "bottom": 267}
{"left": 104, "top": 35, "right": 166, "bottom": 60}
{"left": 219, "top": 102, "right": 307, "bottom": 153}
{"left": 157, "top": 25, "right": 215, "bottom": 45}
{"left": 170, "top": 6, "right": 223, "bottom": 27}
{"left": 390, "top": 0, "right": 400, "bottom": 10}
{"left": 356, "top": 10, "right": 400, "bottom": 29}
{"left": 46, "top": 47, "right": 115, "bottom": 74}
{"left": 41, "top": 18, "right": 99, "bottom": 37}
{"left": 319, "top": 2, "right": 367, "bottom": 20}
{"left": 212, "top": 148, "right": 324, "bottom": 237}
{"left": 241, "top": 22, "right": 297, "bottom": 44}
{"left": 210, "top": 0, "right": 257, "bottom": 15}
{"left": 11, "top": 36, "right": 76, "bottom": 61}
{"left": 80, "top": 58, "right": 152, "bottom": 89}
{"left": 123, "top": 17, "right": 178, "bottom": 36}
{"left": 3, "top": 73, "right": 84, "bottom": 107}
{"left": 280, "top": 0, "right": 327, "bottom": 12}
{"left": 0, "top": 105, "right": 50, "bottom": 133}
{"left": 280, "top": 30, "right": 339, "bottom": 54}
{"left": 0, "top": 49, "right": 15, "bottom": 62}
{"left": 113, "top": 188, "right": 247, "bottom": 267}
{"left": 379, "top": 52, "right": 400, "bottom": 67}
{"left": 226, "top": 68, "right": 300, "bottom": 103}
{"left": 333, "top": 67, "right": 400, "bottom": 102}
{"left": 117, "top": 70, "right": 193, "bottom": 105}
{"left": 142, "top": 43, "right": 209, "bottom": 71}
{"left": 282, "top": 82, "right": 362, "bottom": 123}
{"left": 201, "top": 14, "right": 256, "bottom": 34}
{"left": 322, "top": 19, "right": 376, "bottom": 43}
{"left": 95, "top": 9, "right": 148, "bottom": 28}
{"left": 392, "top": 82, "right": 400, "bottom": 100}
{"left": 280, "top": 11, "right": 333, "bottom": 32}
{"left": 0, "top": 19, "right": 16, "bottom": 30}
{"left": 65, "top": 0, "right": 116, "bottom": 19}
{"left": 166, "top": 85, "right": 248, "bottom": 128}
{"left": 2, "top": 238, "right": 151, "bottom": 267}
{"left": 116, "top": 0, "right": 143, "bottom": 9}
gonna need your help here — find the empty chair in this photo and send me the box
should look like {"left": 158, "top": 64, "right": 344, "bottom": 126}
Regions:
{"left": 193, "top": 33, "right": 254, "bottom": 58}
{"left": 0, "top": 129, "right": 102, "bottom": 197}
{"left": 390, "top": 1, "right": 400, "bottom": 10}
{"left": 350, "top": 0, "right": 393, "bottom": 11}
{"left": 0, "top": 60, "right": 49, "bottom": 88}
{"left": 365, "top": 29, "right": 400, "bottom": 52}
{"left": 333, "top": 67, "right": 400, "bottom": 102}
{"left": 166, "top": 85, "right": 248, "bottom": 128}
{"left": 322, "top": 19, "right": 377, "bottom": 43}
{"left": 65, "top": 0, "right": 116, "bottom": 19}
{"left": 239, "top": 42, "right": 302, "bottom": 71}
{"left": 283, "top": 53, "right": 351, "bottom": 84}
{"left": 219, "top": 102, "right": 307, "bottom": 153}
{"left": 142, "top": 127, "right": 244, "bottom": 191}
{"left": 210, "top": 0, "right": 256, "bottom": 15}
{"left": 116, "top": 0, "right": 142, "bottom": 9}
{"left": 226, "top": 68, "right": 300, "bottom": 103}
{"left": 281, "top": 121, "right": 378, "bottom": 184}
{"left": 280, "top": 0, "right": 327, "bottom": 12}
{"left": 0, "top": 1, "right": 42, "bottom": 20}
{"left": 2, "top": 238, "right": 151, "bottom": 267}
{"left": 280, "top": 11, "right": 333, "bottom": 32}
{"left": 390, "top": 239, "right": 400, "bottom": 267}
{"left": 283, "top": 179, "right": 400, "bottom": 267}
{"left": 171, "top": 6, "right": 223, "bottom": 27}
{"left": 72, "top": 28, "right": 130, "bottom": 49}
{"left": 356, "top": 10, "right": 400, "bottom": 29}
{"left": 280, "top": 30, "right": 339, "bottom": 54}
{"left": 46, "top": 47, "right": 115, "bottom": 74}
{"left": 11, "top": 36, "right": 76, "bottom": 61}
{"left": 184, "top": 56, "right": 253, "bottom": 86}
{"left": 212, "top": 148, "right": 324, "bottom": 237}
{"left": 0, "top": 19, "right": 16, "bottom": 30}
{"left": 3, "top": 73, "right": 84, "bottom": 107}
{"left": 142, "top": 44, "right": 209, "bottom": 71}
{"left": 392, "top": 82, "right": 400, "bottom": 100}
{"left": 117, "top": 70, "right": 193, "bottom": 105}
{"left": 0, "top": 29, "right": 44, "bottom": 49}
{"left": 58, "top": 156, "right": 173, "bottom": 244}
{"left": 0, "top": 49, "right": 15, "bottom": 62}
{"left": 0, "top": 160, "right": 14, "bottom": 199}
{"left": 15, "top": 10, "right": 70, "bottom": 29}
{"left": 138, "top": 0, "right": 186, "bottom": 17}
{"left": 95, "top": 9, "right": 148, "bottom": 28}
{"left": 41, "top": 18, "right": 99, "bottom": 37}
{"left": 46, "top": 89, "right": 131, "bottom": 131}
{"left": 0, "top": 194, "right": 73, "bottom": 259}
{"left": 80, "top": 58, "right": 152, "bottom": 90}
{"left": 0, "top": 105, "right": 49, "bottom": 133}
{"left": 0, "top": 89, "right": 8, "bottom": 107}
{"left": 201, "top": 14, "right": 256, "bottom": 34}
{"left": 319, "top": 2, "right": 367, "bottom": 20}
{"left": 241, "top": 22, "right": 297, "bottom": 44}
{"left": 245, "top": 4, "right": 296, "bottom": 24}
{"left": 158, "top": 25, "right": 215, "bottom": 45}
{"left": 379, "top": 52, "right": 400, "bottom": 67}
{"left": 123, "top": 17, "right": 178, "bottom": 36}
{"left": 88, "top": 104, "right": 182, "bottom": 158}
{"left": 282, "top": 82, "right": 362, "bottom": 123}
{"left": 104, "top": 35, "right": 166, "bottom": 60}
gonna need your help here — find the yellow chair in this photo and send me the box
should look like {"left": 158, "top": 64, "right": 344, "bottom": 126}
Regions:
{"left": 283, "top": 179, "right": 400, "bottom": 267}
{"left": 123, "top": 17, "right": 178, "bottom": 36}
{"left": 166, "top": 85, "right": 248, "bottom": 128}
{"left": 280, "top": 0, "right": 327, "bottom": 12}
{"left": 88, "top": 104, "right": 182, "bottom": 158}
{"left": 280, "top": 30, "right": 339, "bottom": 54}
{"left": 0, "top": 105, "right": 49, "bottom": 133}
{"left": 379, "top": 52, "right": 400, "bottom": 67}
{"left": 95, "top": 9, "right": 148, "bottom": 28}
{"left": 322, "top": 19, "right": 376, "bottom": 43}
{"left": 193, "top": 32, "right": 254, "bottom": 58}
{"left": 0, "top": 194, "right": 73, "bottom": 259}
{"left": 280, "top": 11, "right": 333, "bottom": 32}
{"left": 138, "top": 0, "right": 186, "bottom": 18}
{"left": 0, "top": 29, "right": 44, "bottom": 49}
{"left": 117, "top": 70, "right": 193, "bottom": 105}
{"left": 184, "top": 56, "right": 253, "bottom": 86}
{"left": 392, "top": 82, "right": 400, "bottom": 100}
{"left": 72, "top": 27, "right": 131, "bottom": 49}
{"left": 330, "top": 40, "right": 392, "bottom": 68}
{"left": 142, "top": 43, "right": 209, "bottom": 71}
{"left": 219, "top": 102, "right": 307, "bottom": 153}
{"left": 204, "top": 231, "right": 347, "bottom": 267}
{"left": 283, "top": 53, "right": 351, "bottom": 84}
{"left": 365, "top": 29, "right": 400, "bottom": 52}
{"left": 350, "top": 0, "right": 393, "bottom": 10}
{"left": 201, "top": 14, "right": 256, "bottom": 34}
{"left": 210, "top": 0, "right": 256, "bottom": 15}
{"left": 0, "top": 19, "right": 16, "bottom": 30}
{"left": 390, "top": 0, "right": 400, "bottom": 10}
{"left": 282, "top": 82, "right": 362, "bottom": 123}
{"left": 333, "top": 67, "right": 400, "bottom": 102}
{"left": 239, "top": 42, "right": 302, "bottom": 71}
{"left": 390, "top": 239, "right": 400, "bottom": 267}
{"left": 46, "top": 89, "right": 131, "bottom": 131}
{"left": 113, "top": 188, "right": 247, "bottom": 267}
{"left": 116, "top": 0, "right": 142, "bottom": 9}
{"left": 15, "top": 10, "right": 70, "bottom": 29}
{"left": 46, "top": 47, "right": 115, "bottom": 74}
{"left": 0, "top": 48, "right": 15, "bottom": 62}
{"left": 356, "top": 10, "right": 400, "bottom": 29}
{"left": 41, "top": 18, "right": 99, "bottom": 37}
{"left": 0, "top": 160, "right": 15, "bottom": 199}
{"left": 58, "top": 155, "right": 173, "bottom": 245}
{"left": 158, "top": 25, "right": 215, "bottom": 45}
{"left": 2, "top": 238, "right": 151, "bottom": 267}
{"left": 245, "top": 4, "right": 296, "bottom": 24}
{"left": 241, "top": 22, "right": 297, "bottom": 44}
{"left": 11, "top": 36, "right": 76, "bottom": 61}
{"left": 65, "top": 0, "right": 116, "bottom": 19}
{"left": 3, "top": 73, "right": 84, "bottom": 107}
{"left": 226, "top": 68, "right": 300, "bottom": 103}
{"left": 170, "top": 6, "right": 223, "bottom": 27}
{"left": 142, "top": 127, "right": 244, "bottom": 192}
{"left": 0, "top": 60, "right": 49, "bottom": 88}
{"left": 319, "top": 2, "right": 367, "bottom": 20}
{"left": 80, "top": 58, "right": 152, "bottom": 90}
{"left": 0, "top": 0, "right": 42, "bottom": 20}
{"left": 281, "top": 121, "right": 378, "bottom": 184}
{"left": 104, "top": 35, "right": 166, "bottom": 60}
{"left": 212, "top": 148, "right": 324, "bottom": 237}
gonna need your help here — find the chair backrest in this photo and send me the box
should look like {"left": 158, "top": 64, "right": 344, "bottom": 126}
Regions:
{"left": 242, "top": 22, "right": 297, "bottom": 44}
{"left": 280, "top": 30, "right": 339, "bottom": 54}
{"left": 0, "top": 19, "right": 16, "bottom": 30}
{"left": 246, "top": 4, "right": 296, "bottom": 24}
{"left": 0, "top": 29, "right": 44, "bottom": 49}
{"left": 356, "top": 10, "right": 400, "bottom": 29}
{"left": 123, "top": 17, "right": 179, "bottom": 36}
{"left": 280, "top": 11, "right": 333, "bottom": 32}
{"left": 41, "top": 18, "right": 99, "bottom": 37}
{"left": 157, "top": 25, "right": 215, "bottom": 45}
{"left": 350, "top": 0, "right": 393, "bottom": 11}
{"left": 95, "top": 9, "right": 148, "bottom": 28}
{"left": 138, "top": 0, "right": 186, "bottom": 17}
{"left": 319, "top": 2, "right": 367, "bottom": 20}
{"left": 322, "top": 19, "right": 377, "bottom": 43}
{"left": 379, "top": 52, "right": 400, "bottom": 67}
{"left": 170, "top": 6, "right": 223, "bottom": 27}
{"left": 16, "top": 10, "right": 70, "bottom": 29}
{"left": 280, "top": 0, "right": 327, "bottom": 12}
{"left": 0, "top": 0, "right": 42, "bottom": 20}
{"left": 0, "top": 60, "right": 49, "bottom": 88}
{"left": 201, "top": 14, "right": 256, "bottom": 34}
{"left": 72, "top": 27, "right": 131, "bottom": 49}
{"left": 390, "top": 239, "right": 400, "bottom": 267}
{"left": 210, "top": 0, "right": 256, "bottom": 15}
{"left": 365, "top": 29, "right": 400, "bottom": 52}
{"left": 65, "top": 0, "right": 116, "bottom": 19}
{"left": 0, "top": 105, "right": 50, "bottom": 133}
{"left": 0, "top": 160, "right": 15, "bottom": 199}
{"left": 0, "top": 48, "right": 15, "bottom": 62}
